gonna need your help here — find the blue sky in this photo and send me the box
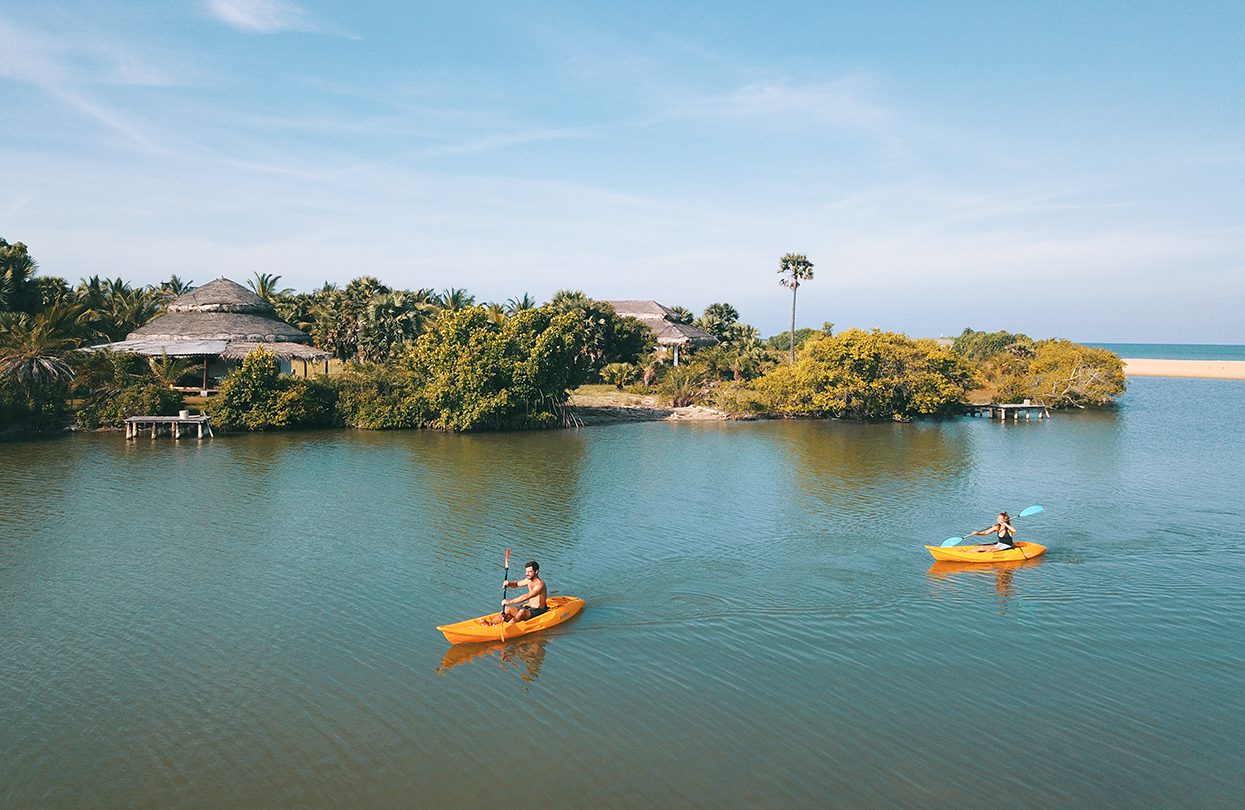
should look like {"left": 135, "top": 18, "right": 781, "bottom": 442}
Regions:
{"left": 2, "top": 1, "right": 1242, "bottom": 341}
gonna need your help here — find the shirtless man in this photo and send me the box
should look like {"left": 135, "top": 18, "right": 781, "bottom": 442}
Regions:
{"left": 482, "top": 561, "right": 547, "bottom": 625}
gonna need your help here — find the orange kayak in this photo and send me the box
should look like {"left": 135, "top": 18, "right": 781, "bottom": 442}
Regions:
{"left": 437, "top": 596, "right": 585, "bottom": 644}
{"left": 924, "top": 541, "right": 1046, "bottom": 563}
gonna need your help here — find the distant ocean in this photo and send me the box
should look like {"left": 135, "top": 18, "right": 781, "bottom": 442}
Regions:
{"left": 1086, "top": 343, "right": 1245, "bottom": 361}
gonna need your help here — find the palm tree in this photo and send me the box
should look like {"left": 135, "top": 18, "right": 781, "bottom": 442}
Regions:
{"left": 357, "top": 290, "right": 438, "bottom": 362}
{"left": 483, "top": 302, "right": 508, "bottom": 325}
{"left": 247, "top": 272, "right": 294, "bottom": 303}
{"left": 666, "top": 305, "right": 694, "bottom": 325}
{"left": 102, "top": 285, "right": 162, "bottom": 342}
{"left": 0, "top": 300, "right": 90, "bottom": 389}
{"left": 777, "top": 253, "right": 815, "bottom": 363}
{"left": 436, "top": 287, "right": 476, "bottom": 311}
{"left": 148, "top": 353, "right": 195, "bottom": 389}
{"left": 505, "top": 293, "right": 537, "bottom": 314}
{"left": 157, "top": 275, "right": 195, "bottom": 303}
{"left": 0, "top": 239, "right": 41, "bottom": 314}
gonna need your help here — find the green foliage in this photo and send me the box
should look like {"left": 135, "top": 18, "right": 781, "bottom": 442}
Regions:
{"left": 274, "top": 377, "right": 339, "bottom": 428}
{"left": 212, "top": 347, "right": 282, "bottom": 429}
{"left": 768, "top": 327, "right": 819, "bottom": 352}
{"left": 666, "top": 305, "right": 694, "bottom": 324}
{"left": 0, "top": 238, "right": 42, "bottom": 314}
{"left": 600, "top": 362, "right": 638, "bottom": 389}
{"left": 211, "top": 347, "right": 337, "bottom": 430}
{"left": 73, "top": 351, "right": 184, "bottom": 428}
{"left": 357, "top": 290, "right": 436, "bottom": 362}
{"left": 334, "top": 363, "right": 422, "bottom": 429}
{"left": 660, "top": 365, "right": 710, "bottom": 407}
{"left": 755, "top": 328, "right": 976, "bottom": 420}
{"left": 403, "top": 306, "right": 589, "bottom": 431}
{"left": 709, "top": 381, "right": 769, "bottom": 416}
{"left": 1018, "top": 340, "right": 1126, "bottom": 408}
{"left": 952, "top": 327, "right": 1034, "bottom": 360}
{"left": 547, "top": 290, "right": 655, "bottom": 374}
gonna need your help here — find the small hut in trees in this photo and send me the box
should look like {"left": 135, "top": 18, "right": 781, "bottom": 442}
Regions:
{"left": 91, "top": 278, "right": 328, "bottom": 392}
{"left": 604, "top": 300, "right": 718, "bottom": 366}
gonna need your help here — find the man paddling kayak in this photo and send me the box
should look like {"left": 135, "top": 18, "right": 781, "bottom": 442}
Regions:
{"left": 480, "top": 560, "right": 547, "bottom": 625}
{"left": 968, "top": 512, "right": 1017, "bottom": 552}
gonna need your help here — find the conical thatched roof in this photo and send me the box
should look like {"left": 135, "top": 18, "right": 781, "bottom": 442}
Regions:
{"left": 88, "top": 277, "right": 328, "bottom": 361}
{"left": 130, "top": 278, "right": 310, "bottom": 344}
{"left": 165, "top": 278, "right": 275, "bottom": 315}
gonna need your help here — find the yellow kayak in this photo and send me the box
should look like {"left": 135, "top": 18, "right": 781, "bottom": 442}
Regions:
{"left": 924, "top": 541, "right": 1046, "bottom": 563}
{"left": 437, "top": 596, "right": 585, "bottom": 644}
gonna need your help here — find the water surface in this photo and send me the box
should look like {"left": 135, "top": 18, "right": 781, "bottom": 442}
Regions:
{"left": 2, "top": 378, "right": 1243, "bottom": 807}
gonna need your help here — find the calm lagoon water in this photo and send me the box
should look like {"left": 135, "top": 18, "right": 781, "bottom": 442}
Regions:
{"left": 3, "top": 376, "right": 1244, "bottom": 807}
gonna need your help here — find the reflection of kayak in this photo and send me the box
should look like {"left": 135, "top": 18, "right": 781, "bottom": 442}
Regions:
{"left": 437, "top": 596, "right": 585, "bottom": 644}
{"left": 437, "top": 635, "right": 551, "bottom": 679}
{"left": 924, "top": 541, "right": 1046, "bottom": 563}
{"left": 927, "top": 557, "right": 1043, "bottom": 578}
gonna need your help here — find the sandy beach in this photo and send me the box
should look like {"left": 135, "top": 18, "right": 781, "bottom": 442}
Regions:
{"left": 1123, "top": 358, "right": 1245, "bottom": 380}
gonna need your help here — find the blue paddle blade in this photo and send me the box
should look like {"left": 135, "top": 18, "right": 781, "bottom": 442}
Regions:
{"left": 941, "top": 537, "right": 967, "bottom": 547}
{"left": 1018, "top": 505, "right": 1044, "bottom": 518}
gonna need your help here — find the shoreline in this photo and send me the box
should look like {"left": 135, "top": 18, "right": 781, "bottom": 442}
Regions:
{"left": 1122, "top": 358, "right": 1245, "bottom": 380}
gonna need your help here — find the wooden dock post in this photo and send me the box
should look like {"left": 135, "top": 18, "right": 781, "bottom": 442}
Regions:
{"left": 125, "top": 415, "right": 213, "bottom": 441}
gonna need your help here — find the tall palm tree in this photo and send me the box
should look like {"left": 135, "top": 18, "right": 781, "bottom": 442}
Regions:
{"left": 777, "top": 253, "right": 815, "bottom": 364}
{"left": 247, "top": 271, "right": 293, "bottom": 303}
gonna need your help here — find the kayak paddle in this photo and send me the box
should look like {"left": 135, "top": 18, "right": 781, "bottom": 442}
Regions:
{"left": 499, "top": 547, "right": 511, "bottom": 642}
{"left": 940, "top": 504, "right": 1044, "bottom": 546}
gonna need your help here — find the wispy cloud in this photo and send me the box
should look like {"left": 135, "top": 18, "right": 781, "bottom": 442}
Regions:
{"left": 206, "top": 0, "right": 359, "bottom": 38}
{"left": 0, "top": 19, "right": 159, "bottom": 150}
{"left": 689, "top": 77, "right": 893, "bottom": 133}
{"left": 206, "top": 0, "right": 314, "bottom": 34}
{"left": 423, "top": 128, "right": 591, "bottom": 157}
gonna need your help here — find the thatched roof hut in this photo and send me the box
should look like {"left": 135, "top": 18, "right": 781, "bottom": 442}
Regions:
{"left": 91, "top": 278, "right": 328, "bottom": 390}
{"left": 605, "top": 300, "right": 718, "bottom": 365}
{"left": 96, "top": 278, "right": 326, "bottom": 359}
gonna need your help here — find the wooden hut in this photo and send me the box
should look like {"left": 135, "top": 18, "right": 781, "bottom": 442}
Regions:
{"left": 604, "top": 300, "right": 718, "bottom": 366}
{"left": 90, "top": 278, "right": 328, "bottom": 392}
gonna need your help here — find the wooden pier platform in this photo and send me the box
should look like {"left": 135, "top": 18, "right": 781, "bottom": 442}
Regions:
{"left": 125, "top": 415, "right": 214, "bottom": 439}
{"left": 966, "top": 403, "right": 1051, "bottom": 420}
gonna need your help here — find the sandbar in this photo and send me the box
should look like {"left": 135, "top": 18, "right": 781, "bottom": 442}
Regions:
{"left": 1122, "top": 358, "right": 1245, "bottom": 380}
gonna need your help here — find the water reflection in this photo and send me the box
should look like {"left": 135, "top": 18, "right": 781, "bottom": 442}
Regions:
{"left": 927, "top": 558, "right": 1045, "bottom": 615}
{"left": 408, "top": 431, "right": 588, "bottom": 561}
{"left": 437, "top": 635, "right": 551, "bottom": 682}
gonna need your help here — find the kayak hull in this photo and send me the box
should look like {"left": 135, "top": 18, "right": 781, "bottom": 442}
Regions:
{"left": 437, "top": 595, "right": 584, "bottom": 644}
{"left": 925, "top": 541, "right": 1046, "bottom": 563}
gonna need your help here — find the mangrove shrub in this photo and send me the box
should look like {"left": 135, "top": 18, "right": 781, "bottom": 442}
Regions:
{"left": 211, "top": 347, "right": 338, "bottom": 430}
{"left": 403, "top": 306, "right": 589, "bottom": 431}
{"left": 756, "top": 328, "right": 976, "bottom": 420}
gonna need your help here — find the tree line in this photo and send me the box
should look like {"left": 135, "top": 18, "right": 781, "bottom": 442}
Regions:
{"left": 2, "top": 237, "right": 1125, "bottom": 434}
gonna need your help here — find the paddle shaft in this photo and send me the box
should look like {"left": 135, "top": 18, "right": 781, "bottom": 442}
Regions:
{"left": 500, "top": 548, "right": 511, "bottom": 641}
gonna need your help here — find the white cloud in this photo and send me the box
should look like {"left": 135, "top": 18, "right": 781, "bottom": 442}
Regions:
{"left": 206, "top": 0, "right": 314, "bottom": 34}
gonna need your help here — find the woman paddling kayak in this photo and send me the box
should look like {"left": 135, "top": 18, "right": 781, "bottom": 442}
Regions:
{"left": 968, "top": 512, "right": 1017, "bottom": 552}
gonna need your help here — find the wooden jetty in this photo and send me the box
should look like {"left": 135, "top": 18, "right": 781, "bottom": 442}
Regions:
{"left": 967, "top": 402, "right": 1051, "bottom": 420}
{"left": 125, "top": 414, "right": 214, "bottom": 439}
